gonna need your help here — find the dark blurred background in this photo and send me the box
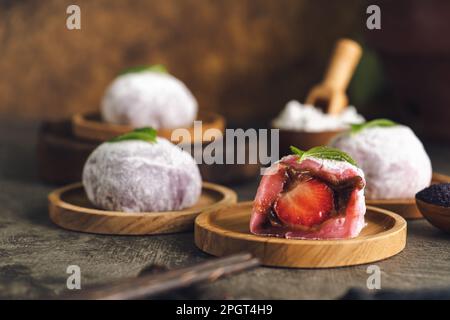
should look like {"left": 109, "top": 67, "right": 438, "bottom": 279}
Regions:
{"left": 1, "top": 0, "right": 450, "bottom": 140}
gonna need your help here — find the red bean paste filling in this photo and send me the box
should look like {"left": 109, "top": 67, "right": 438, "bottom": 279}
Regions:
{"left": 267, "top": 168, "right": 364, "bottom": 229}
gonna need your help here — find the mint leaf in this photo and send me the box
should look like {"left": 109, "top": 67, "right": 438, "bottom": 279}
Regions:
{"left": 351, "top": 118, "right": 397, "bottom": 135}
{"left": 109, "top": 127, "right": 157, "bottom": 143}
{"left": 290, "top": 145, "right": 357, "bottom": 167}
{"left": 120, "top": 64, "right": 168, "bottom": 76}
{"left": 290, "top": 146, "right": 304, "bottom": 157}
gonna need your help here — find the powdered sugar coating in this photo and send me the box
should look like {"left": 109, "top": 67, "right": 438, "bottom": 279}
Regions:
{"left": 330, "top": 125, "right": 432, "bottom": 199}
{"left": 101, "top": 72, "right": 198, "bottom": 129}
{"left": 272, "top": 100, "right": 365, "bottom": 132}
{"left": 82, "top": 138, "right": 202, "bottom": 212}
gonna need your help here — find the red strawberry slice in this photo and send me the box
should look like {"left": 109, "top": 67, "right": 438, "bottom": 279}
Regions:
{"left": 274, "top": 177, "right": 334, "bottom": 228}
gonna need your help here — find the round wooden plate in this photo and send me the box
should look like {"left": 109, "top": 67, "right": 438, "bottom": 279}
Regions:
{"left": 195, "top": 202, "right": 407, "bottom": 268}
{"left": 49, "top": 182, "right": 237, "bottom": 235}
{"left": 72, "top": 110, "right": 225, "bottom": 143}
{"left": 366, "top": 172, "right": 450, "bottom": 219}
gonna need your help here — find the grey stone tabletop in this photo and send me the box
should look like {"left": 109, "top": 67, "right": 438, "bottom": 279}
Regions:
{"left": 1, "top": 120, "right": 450, "bottom": 300}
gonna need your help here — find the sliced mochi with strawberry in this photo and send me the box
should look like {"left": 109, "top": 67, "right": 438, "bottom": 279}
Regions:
{"left": 250, "top": 146, "right": 366, "bottom": 240}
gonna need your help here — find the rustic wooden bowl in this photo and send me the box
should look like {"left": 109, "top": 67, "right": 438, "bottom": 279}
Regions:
{"left": 38, "top": 119, "right": 259, "bottom": 186}
{"left": 416, "top": 199, "right": 450, "bottom": 233}
{"left": 367, "top": 172, "right": 450, "bottom": 220}
{"left": 49, "top": 182, "right": 237, "bottom": 235}
{"left": 195, "top": 201, "right": 407, "bottom": 268}
{"left": 72, "top": 110, "right": 226, "bottom": 143}
{"left": 37, "top": 120, "right": 97, "bottom": 184}
{"left": 274, "top": 126, "right": 344, "bottom": 157}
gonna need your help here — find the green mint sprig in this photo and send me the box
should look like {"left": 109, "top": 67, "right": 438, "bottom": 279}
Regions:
{"left": 290, "top": 145, "right": 357, "bottom": 167}
{"left": 350, "top": 118, "right": 397, "bottom": 135}
{"left": 109, "top": 127, "right": 157, "bottom": 143}
{"left": 119, "top": 64, "right": 168, "bottom": 76}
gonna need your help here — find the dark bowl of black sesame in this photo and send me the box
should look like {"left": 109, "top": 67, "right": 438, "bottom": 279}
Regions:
{"left": 416, "top": 183, "right": 450, "bottom": 233}
{"left": 417, "top": 183, "right": 450, "bottom": 208}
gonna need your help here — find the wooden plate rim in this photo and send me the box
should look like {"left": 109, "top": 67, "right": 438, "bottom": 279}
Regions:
{"left": 195, "top": 201, "right": 407, "bottom": 246}
{"left": 48, "top": 181, "right": 237, "bottom": 219}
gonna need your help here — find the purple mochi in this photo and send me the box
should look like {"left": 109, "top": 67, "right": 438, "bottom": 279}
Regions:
{"left": 82, "top": 138, "right": 202, "bottom": 212}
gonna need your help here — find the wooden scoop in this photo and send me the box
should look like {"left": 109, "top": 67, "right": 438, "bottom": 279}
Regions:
{"left": 305, "top": 38, "right": 362, "bottom": 114}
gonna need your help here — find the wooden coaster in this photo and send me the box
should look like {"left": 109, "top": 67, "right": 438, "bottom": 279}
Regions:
{"left": 72, "top": 111, "right": 225, "bottom": 143}
{"left": 195, "top": 202, "right": 407, "bottom": 268}
{"left": 49, "top": 182, "right": 237, "bottom": 235}
{"left": 366, "top": 172, "right": 450, "bottom": 219}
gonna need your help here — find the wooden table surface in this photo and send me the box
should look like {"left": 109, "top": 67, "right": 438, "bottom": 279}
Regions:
{"left": 1, "top": 120, "right": 450, "bottom": 299}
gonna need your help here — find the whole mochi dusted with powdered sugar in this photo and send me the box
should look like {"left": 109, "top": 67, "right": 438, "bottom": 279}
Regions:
{"left": 330, "top": 121, "right": 432, "bottom": 200}
{"left": 82, "top": 136, "right": 202, "bottom": 212}
{"left": 101, "top": 66, "right": 198, "bottom": 130}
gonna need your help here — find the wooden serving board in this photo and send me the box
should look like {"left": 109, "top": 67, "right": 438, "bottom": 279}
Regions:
{"left": 49, "top": 182, "right": 237, "bottom": 235}
{"left": 195, "top": 202, "right": 407, "bottom": 268}
{"left": 367, "top": 172, "right": 450, "bottom": 219}
{"left": 72, "top": 111, "right": 225, "bottom": 143}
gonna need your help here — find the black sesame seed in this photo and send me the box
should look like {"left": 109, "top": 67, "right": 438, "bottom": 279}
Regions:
{"left": 416, "top": 183, "right": 450, "bottom": 207}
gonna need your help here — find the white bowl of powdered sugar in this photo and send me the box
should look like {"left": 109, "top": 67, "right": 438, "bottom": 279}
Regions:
{"left": 271, "top": 100, "right": 365, "bottom": 155}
